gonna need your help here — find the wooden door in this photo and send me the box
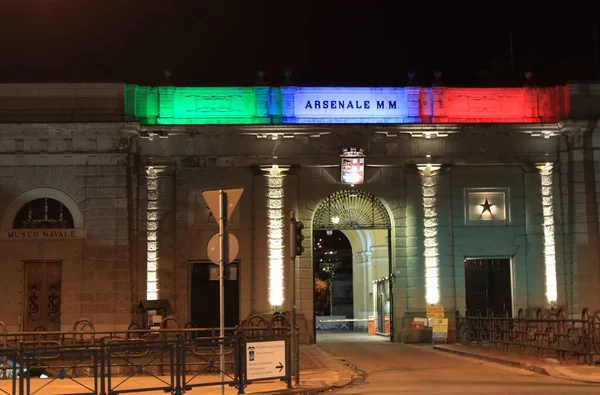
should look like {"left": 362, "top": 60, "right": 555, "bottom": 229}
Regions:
{"left": 24, "top": 261, "right": 62, "bottom": 332}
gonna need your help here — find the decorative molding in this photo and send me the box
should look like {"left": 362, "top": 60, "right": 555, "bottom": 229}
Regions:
{"left": 464, "top": 188, "right": 510, "bottom": 224}
{"left": 563, "top": 129, "right": 586, "bottom": 150}
{"left": 245, "top": 131, "right": 331, "bottom": 139}
{"left": 416, "top": 164, "right": 442, "bottom": 176}
{"left": 1, "top": 188, "right": 83, "bottom": 230}
{"left": 313, "top": 189, "right": 391, "bottom": 230}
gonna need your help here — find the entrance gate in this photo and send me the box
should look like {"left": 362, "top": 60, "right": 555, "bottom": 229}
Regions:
{"left": 312, "top": 189, "right": 393, "bottom": 340}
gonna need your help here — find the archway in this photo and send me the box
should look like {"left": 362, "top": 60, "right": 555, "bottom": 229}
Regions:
{"left": 312, "top": 189, "right": 393, "bottom": 343}
{"left": 2, "top": 188, "right": 83, "bottom": 230}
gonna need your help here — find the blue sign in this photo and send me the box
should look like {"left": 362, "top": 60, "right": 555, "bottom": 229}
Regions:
{"left": 279, "top": 87, "right": 421, "bottom": 124}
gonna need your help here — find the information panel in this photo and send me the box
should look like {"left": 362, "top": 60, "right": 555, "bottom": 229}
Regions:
{"left": 426, "top": 306, "right": 445, "bottom": 319}
{"left": 432, "top": 318, "right": 449, "bottom": 340}
{"left": 246, "top": 340, "right": 286, "bottom": 380}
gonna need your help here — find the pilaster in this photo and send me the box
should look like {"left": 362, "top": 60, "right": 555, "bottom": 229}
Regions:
{"left": 522, "top": 164, "right": 544, "bottom": 311}
{"left": 144, "top": 165, "right": 165, "bottom": 301}
{"left": 558, "top": 129, "right": 600, "bottom": 315}
{"left": 261, "top": 165, "right": 289, "bottom": 310}
{"left": 417, "top": 164, "right": 442, "bottom": 307}
{"left": 536, "top": 163, "right": 558, "bottom": 307}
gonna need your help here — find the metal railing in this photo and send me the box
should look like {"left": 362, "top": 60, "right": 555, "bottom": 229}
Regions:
{"left": 455, "top": 308, "right": 600, "bottom": 364}
{"left": 0, "top": 313, "right": 296, "bottom": 395}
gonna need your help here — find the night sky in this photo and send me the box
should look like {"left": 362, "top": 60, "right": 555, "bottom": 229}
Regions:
{"left": 1, "top": 1, "right": 598, "bottom": 86}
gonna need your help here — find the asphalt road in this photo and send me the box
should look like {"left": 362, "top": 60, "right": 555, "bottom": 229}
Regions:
{"left": 317, "top": 342, "right": 600, "bottom": 394}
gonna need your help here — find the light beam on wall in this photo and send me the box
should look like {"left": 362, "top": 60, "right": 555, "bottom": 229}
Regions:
{"left": 418, "top": 164, "right": 441, "bottom": 305}
{"left": 145, "top": 166, "right": 162, "bottom": 300}
{"left": 263, "top": 165, "right": 289, "bottom": 307}
{"left": 538, "top": 163, "right": 557, "bottom": 304}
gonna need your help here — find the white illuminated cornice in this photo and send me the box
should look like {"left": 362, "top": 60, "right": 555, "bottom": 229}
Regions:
{"left": 375, "top": 123, "right": 565, "bottom": 138}
{"left": 376, "top": 124, "right": 460, "bottom": 138}
{"left": 506, "top": 123, "right": 561, "bottom": 137}
{"left": 240, "top": 125, "right": 332, "bottom": 139}
{"left": 139, "top": 130, "right": 170, "bottom": 140}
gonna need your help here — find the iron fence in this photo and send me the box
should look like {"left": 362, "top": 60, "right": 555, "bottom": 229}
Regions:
{"left": 0, "top": 313, "right": 296, "bottom": 395}
{"left": 455, "top": 307, "right": 600, "bottom": 364}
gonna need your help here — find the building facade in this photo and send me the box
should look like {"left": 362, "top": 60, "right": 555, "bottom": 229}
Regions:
{"left": 0, "top": 81, "right": 599, "bottom": 343}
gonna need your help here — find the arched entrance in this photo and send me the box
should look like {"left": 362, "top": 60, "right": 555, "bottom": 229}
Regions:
{"left": 312, "top": 189, "right": 393, "bottom": 342}
{"left": 2, "top": 188, "right": 84, "bottom": 333}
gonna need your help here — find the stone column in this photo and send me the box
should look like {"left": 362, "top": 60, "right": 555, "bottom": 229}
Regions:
{"left": 262, "top": 165, "right": 289, "bottom": 309}
{"left": 537, "top": 163, "right": 558, "bottom": 306}
{"left": 417, "top": 164, "right": 442, "bottom": 306}
{"left": 145, "top": 165, "right": 164, "bottom": 300}
{"left": 352, "top": 251, "right": 371, "bottom": 330}
{"left": 522, "top": 164, "right": 545, "bottom": 312}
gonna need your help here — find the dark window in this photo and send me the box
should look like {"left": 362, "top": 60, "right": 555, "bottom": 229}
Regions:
{"left": 13, "top": 198, "right": 74, "bottom": 229}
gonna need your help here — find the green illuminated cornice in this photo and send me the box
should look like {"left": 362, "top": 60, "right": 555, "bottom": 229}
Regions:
{"left": 125, "top": 85, "right": 270, "bottom": 125}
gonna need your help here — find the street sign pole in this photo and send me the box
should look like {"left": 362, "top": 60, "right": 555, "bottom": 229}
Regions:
{"left": 201, "top": 187, "right": 243, "bottom": 395}
{"left": 219, "top": 190, "right": 228, "bottom": 395}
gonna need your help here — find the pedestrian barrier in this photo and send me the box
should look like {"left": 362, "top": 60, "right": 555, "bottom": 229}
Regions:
{"left": 455, "top": 307, "right": 600, "bottom": 365}
{"left": 0, "top": 313, "right": 296, "bottom": 395}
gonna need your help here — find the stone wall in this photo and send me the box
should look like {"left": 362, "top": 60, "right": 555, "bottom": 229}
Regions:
{"left": 0, "top": 84, "right": 126, "bottom": 123}
{"left": 0, "top": 124, "right": 134, "bottom": 332}
{"left": 0, "top": 117, "right": 599, "bottom": 340}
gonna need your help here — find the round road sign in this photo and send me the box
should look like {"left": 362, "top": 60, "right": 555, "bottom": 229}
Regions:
{"left": 207, "top": 233, "right": 239, "bottom": 265}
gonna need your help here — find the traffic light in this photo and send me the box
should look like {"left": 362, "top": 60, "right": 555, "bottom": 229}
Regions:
{"left": 294, "top": 220, "right": 305, "bottom": 256}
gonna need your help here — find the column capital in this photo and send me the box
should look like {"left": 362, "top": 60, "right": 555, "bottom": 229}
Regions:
{"left": 417, "top": 163, "right": 442, "bottom": 176}
{"left": 145, "top": 165, "right": 167, "bottom": 177}
{"left": 535, "top": 162, "right": 554, "bottom": 174}
{"left": 261, "top": 164, "right": 290, "bottom": 176}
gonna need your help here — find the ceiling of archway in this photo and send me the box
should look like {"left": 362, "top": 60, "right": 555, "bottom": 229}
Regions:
{"left": 313, "top": 189, "right": 391, "bottom": 230}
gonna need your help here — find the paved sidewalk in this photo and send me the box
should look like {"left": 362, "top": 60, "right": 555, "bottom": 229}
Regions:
{"left": 0, "top": 345, "right": 353, "bottom": 394}
{"left": 434, "top": 343, "right": 600, "bottom": 384}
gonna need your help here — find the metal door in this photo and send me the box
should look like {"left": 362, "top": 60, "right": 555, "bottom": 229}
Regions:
{"left": 464, "top": 258, "right": 512, "bottom": 317}
{"left": 376, "top": 283, "right": 385, "bottom": 333}
{"left": 190, "top": 261, "right": 239, "bottom": 328}
{"left": 24, "top": 261, "right": 62, "bottom": 332}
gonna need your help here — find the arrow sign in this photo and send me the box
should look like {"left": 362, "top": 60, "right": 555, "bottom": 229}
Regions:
{"left": 245, "top": 340, "right": 286, "bottom": 380}
{"left": 202, "top": 188, "right": 244, "bottom": 225}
